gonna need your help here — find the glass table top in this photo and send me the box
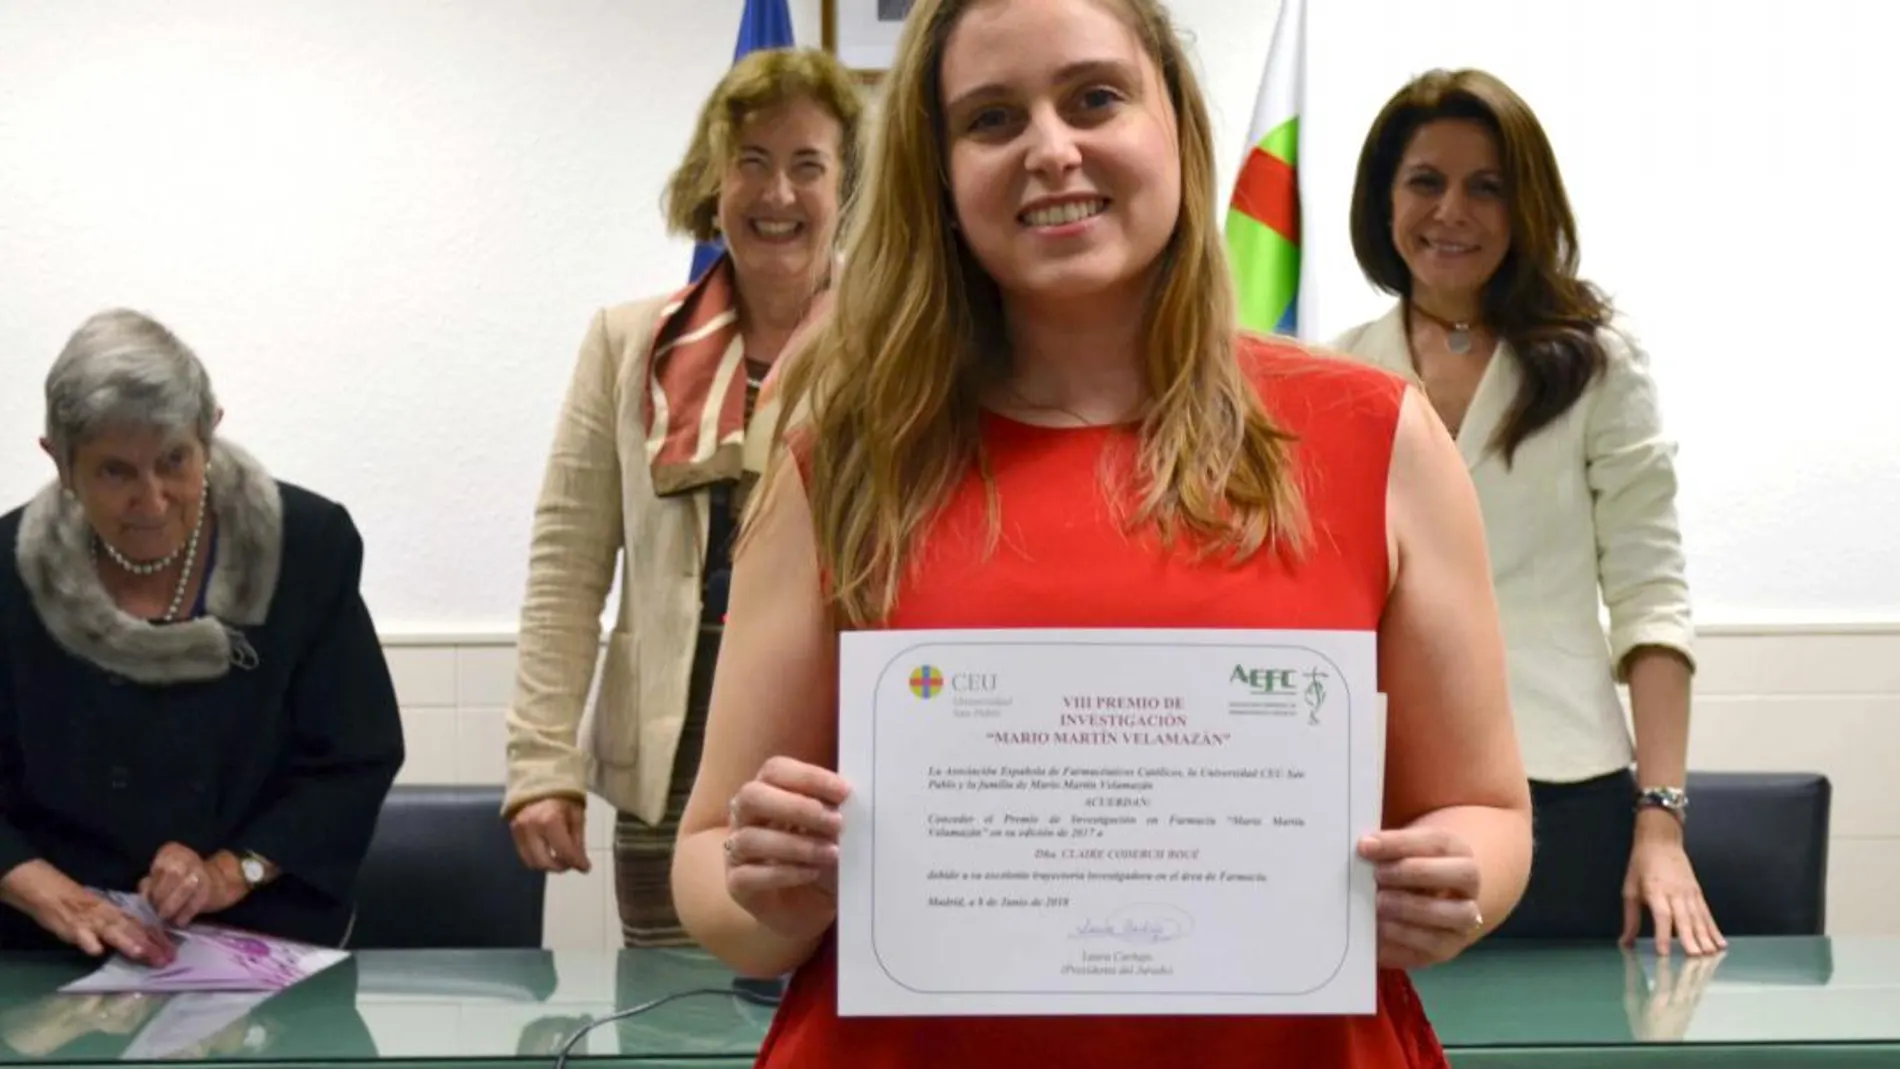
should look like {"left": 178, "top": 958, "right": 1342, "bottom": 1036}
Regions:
{"left": 1, "top": 936, "right": 1896, "bottom": 1062}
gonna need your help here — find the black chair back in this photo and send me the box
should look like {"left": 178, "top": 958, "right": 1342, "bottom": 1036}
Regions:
{"left": 1683, "top": 770, "right": 1831, "bottom": 936}
{"left": 350, "top": 784, "right": 546, "bottom": 949}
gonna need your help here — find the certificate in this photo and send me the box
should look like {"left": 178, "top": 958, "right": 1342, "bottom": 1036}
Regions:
{"left": 836, "top": 629, "right": 1384, "bottom": 1017}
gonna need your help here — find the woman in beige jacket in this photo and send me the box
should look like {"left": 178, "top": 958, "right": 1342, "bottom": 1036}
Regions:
{"left": 500, "top": 47, "right": 862, "bottom": 948}
{"left": 1329, "top": 69, "right": 1723, "bottom": 957}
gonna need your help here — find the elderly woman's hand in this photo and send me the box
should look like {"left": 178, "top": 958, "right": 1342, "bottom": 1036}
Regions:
{"left": 0, "top": 861, "right": 176, "bottom": 965}
{"left": 139, "top": 843, "right": 245, "bottom": 926}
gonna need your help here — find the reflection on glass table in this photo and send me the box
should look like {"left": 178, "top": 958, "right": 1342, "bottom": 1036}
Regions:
{"left": 1412, "top": 935, "right": 1900, "bottom": 1050}
{"left": 0, "top": 946, "right": 769, "bottom": 1064}
{"left": 0, "top": 956, "right": 375, "bottom": 1062}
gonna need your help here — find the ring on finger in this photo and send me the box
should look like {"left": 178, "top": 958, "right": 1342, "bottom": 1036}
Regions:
{"left": 722, "top": 835, "right": 741, "bottom": 865}
{"left": 727, "top": 797, "right": 743, "bottom": 828}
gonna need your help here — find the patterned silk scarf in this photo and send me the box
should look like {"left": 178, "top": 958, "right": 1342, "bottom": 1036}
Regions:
{"left": 643, "top": 255, "right": 750, "bottom": 498}
{"left": 642, "top": 253, "right": 822, "bottom": 501}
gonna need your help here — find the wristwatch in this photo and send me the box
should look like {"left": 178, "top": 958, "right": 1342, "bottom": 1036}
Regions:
{"left": 236, "top": 851, "right": 277, "bottom": 889}
{"left": 1635, "top": 785, "right": 1689, "bottom": 824}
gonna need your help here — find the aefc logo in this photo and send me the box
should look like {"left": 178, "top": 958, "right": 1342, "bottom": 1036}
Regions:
{"left": 908, "top": 664, "right": 945, "bottom": 699}
{"left": 1232, "top": 666, "right": 1297, "bottom": 695}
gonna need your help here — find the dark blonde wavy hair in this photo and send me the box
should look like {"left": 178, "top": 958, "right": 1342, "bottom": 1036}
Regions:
{"left": 764, "top": 0, "right": 1307, "bottom": 628}
{"left": 662, "top": 47, "right": 866, "bottom": 243}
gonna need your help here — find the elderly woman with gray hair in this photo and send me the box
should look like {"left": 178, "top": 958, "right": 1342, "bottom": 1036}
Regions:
{"left": 0, "top": 309, "right": 404, "bottom": 960}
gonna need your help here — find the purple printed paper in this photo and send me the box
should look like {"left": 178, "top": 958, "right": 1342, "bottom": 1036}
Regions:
{"left": 58, "top": 891, "right": 349, "bottom": 995}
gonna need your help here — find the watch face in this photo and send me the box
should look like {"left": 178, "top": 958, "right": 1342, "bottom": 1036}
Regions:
{"left": 241, "top": 857, "right": 265, "bottom": 884}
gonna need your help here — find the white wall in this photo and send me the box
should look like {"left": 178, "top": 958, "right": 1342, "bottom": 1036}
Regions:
{"left": 8, "top": 0, "right": 1892, "bottom": 633}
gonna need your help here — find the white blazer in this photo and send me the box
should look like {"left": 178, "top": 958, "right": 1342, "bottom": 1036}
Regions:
{"left": 1329, "top": 305, "right": 1696, "bottom": 783}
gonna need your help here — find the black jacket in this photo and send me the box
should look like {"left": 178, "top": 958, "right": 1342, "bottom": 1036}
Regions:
{"left": 0, "top": 441, "right": 404, "bottom": 950}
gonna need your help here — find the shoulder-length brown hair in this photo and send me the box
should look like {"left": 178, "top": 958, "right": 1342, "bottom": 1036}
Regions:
{"left": 761, "top": 0, "right": 1306, "bottom": 628}
{"left": 1348, "top": 68, "right": 1610, "bottom": 463}
{"left": 662, "top": 47, "right": 866, "bottom": 243}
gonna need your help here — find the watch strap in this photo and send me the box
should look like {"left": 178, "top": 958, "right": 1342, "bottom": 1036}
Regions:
{"left": 1635, "top": 785, "right": 1689, "bottom": 821}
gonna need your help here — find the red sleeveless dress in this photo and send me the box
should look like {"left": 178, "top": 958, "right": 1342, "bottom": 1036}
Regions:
{"left": 757, "top": 337, "right": 1448, "bottom": 1068}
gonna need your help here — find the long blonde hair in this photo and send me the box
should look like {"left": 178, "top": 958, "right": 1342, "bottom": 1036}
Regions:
{"left": 764, "top": 0, "right": 1306, "bottom": 628}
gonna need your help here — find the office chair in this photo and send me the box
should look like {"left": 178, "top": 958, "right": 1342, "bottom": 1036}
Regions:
{"left": 1682, "top": 770, "right": 1831, "bottom": 936}
{"left": 350, "top": 784, "right": 548, "bottom": 948}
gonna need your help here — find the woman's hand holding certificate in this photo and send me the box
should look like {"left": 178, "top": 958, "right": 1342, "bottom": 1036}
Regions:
{"left": 1358, "top": 827, "right": 1486, "bottom": 970}
{"left": 723, "top": 756, "right": 850, "bottom": 944}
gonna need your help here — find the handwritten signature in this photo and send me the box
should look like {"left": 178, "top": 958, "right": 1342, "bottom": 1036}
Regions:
{"left": 1069, "top": 903, "right": 1195, "bottom": 944}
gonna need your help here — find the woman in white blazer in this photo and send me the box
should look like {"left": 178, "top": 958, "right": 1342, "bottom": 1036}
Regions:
{"left": 1329, "top": 68, "right": 1723, "bottom": 956}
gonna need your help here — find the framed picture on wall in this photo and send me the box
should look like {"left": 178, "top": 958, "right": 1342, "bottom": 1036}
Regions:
{"left": 822, "top": 0, "right": 915, "bottom": 81}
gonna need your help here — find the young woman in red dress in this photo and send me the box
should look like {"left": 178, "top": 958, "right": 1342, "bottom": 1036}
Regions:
{"left": 670, "top": 1, "right": 1535, "bottom": 1065}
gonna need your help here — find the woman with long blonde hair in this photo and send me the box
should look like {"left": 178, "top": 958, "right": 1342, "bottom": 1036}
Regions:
{"left": 672, "top": 0, "right": 1533, "bottom": 1064}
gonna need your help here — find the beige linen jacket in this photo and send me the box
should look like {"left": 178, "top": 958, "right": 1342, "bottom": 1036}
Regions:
{"left": 1329, "top": 305, "right": 1696, "bottom": 783}
{"left": 502, "top": 297, "right": 785, "bottom": 826}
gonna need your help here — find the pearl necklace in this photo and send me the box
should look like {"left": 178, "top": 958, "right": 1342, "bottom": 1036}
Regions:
{"left": 93, "top": 474, "right": 210, "bottom": 623}
{"left": 99, "top": 531, "right": 182, "bottom": 575}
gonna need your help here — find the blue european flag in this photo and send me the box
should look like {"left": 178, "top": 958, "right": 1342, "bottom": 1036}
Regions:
{"left": 690, "top": 0, "right": 797, "bottom": 282}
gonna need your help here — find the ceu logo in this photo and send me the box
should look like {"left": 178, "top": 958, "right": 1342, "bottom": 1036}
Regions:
{"left": 908, "top": 665, "right": 945, "bottom": 699}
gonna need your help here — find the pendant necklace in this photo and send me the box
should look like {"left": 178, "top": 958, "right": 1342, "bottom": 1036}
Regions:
{"left": 1409, "top": 301, "right": 1479, "bottom": 355}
